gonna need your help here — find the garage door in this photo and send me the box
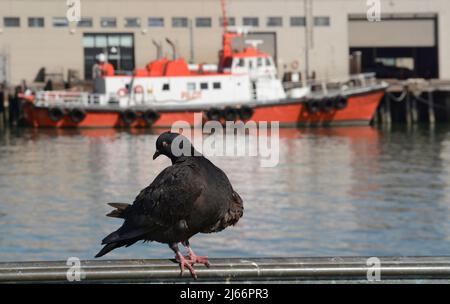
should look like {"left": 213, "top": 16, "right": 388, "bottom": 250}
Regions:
{"left": 349, "top": 19, "right": 436, "bottom": 47}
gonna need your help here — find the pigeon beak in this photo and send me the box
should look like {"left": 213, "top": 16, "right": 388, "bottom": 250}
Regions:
{"left": 153, "top": 150, "right": 161, "bottom": 160}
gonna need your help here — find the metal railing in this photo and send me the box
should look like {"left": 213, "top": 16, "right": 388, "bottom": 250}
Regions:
{"left": 35, "top": 91, "right": 114, "bottom": 107}
{"left": 1, "top": 256, "right": 450, "bottom": 283}
{"left": 283, "top": 73, "right": 380, "bottom": 96}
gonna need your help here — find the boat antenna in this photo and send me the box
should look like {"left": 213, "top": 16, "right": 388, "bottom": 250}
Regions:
{"left": 165, "top": 38, "right": 177, "bottom": 60}
{"left": 221, "top": 0, "right": 228, "bottom": 32}
{"left": 152, "top": 39, "right": 162, "bottom": 59}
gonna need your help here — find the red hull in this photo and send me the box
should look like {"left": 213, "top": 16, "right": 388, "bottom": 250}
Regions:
{"left": 23, "top": 91, "right": 385, "bottom": 128}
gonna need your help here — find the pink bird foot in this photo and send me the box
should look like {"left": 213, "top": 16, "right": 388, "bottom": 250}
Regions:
{"left": 176, "top": 252, "right": 198, "bottom": 279}
{"left": 187, "top": 248, "right": 210, "bottom": 268}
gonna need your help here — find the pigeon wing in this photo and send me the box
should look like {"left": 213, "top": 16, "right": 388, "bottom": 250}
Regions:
{"left": 102, "top": 162, "right": 204, "bottom": 245}
{"left": 132, "top": 161, "right": 205, "bottom": 226}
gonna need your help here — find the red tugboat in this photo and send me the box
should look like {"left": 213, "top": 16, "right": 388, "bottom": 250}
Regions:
{"left": 22, "top": 2, "right": 387, "bottom": 129}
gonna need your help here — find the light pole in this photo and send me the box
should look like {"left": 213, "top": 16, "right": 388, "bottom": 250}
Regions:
{"left": 188, "top": 19, "right": 195, "bottom": 63}
{"left": 304, "top": 0, "right": 313, "bottom": 81}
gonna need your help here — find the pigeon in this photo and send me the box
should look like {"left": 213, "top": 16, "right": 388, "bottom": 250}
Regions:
{"left": 95, "top": 131, "right": 244, "bottom": 279}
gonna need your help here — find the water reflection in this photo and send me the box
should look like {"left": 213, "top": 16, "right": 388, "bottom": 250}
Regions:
{"left": 0, "top": 125, "right": 449, "bottom": 261}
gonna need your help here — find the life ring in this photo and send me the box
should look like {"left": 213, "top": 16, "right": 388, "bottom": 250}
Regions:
{"left": 291, "top": 60, "right": 300, "bottom": 70}
{"left": 206, "top": 108, "right": 222, "bottom": 121}
{"left": 142, "top": 110, "right": 160, "bottom": 126}
{"left": 134, "top": 85, "right": 144, "bottom": 94}
{"left": 334, "top": 95, "right": 348, "bottom": 110}
{"left": 223, "top": 107, "right": 237, "bottom": 121}
{"left": 305, "top": 99, "right": 320, "bottom": 114}
{"left": 133, "top": 85, "right": 144, "bottom": 103}
{"left": 121, "top": 109, "right": 137, "bottom": 125}
{"left": 117, "top": 88, "right": 128, "bottom": 98}
{"left": 238, "top": 106, "right": 254, "bottom": 121}
{"left": 48, "top": 107, "right": 64, "bottom": 122}
{"left": 320, "top": 98, "right": 334, "bottom": 113}
{"left": 70, "top": 108, "right": 86, "bottom": 123}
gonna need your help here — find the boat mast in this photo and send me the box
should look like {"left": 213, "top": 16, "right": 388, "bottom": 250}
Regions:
{"left": 219, "top": 0, "right": 238, "bottom": 71}
{"left": 221, "top": 0, "right": 228, "bottom": 32}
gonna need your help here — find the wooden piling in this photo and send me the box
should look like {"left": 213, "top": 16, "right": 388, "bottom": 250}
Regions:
{"left": 384, "top": 93, "right": 392, "bottom": 126}
{"left": 428, "top": 90, "right": 436, "bottom": 125}
{"left": 411, "top": 95, "right": 419, "bottom": 124}
{"left": 405, "top": 92, "right": 412, "bottom": 126}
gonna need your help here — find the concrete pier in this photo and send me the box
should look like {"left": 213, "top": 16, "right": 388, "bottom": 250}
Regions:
{"left": 1, "top": 256, "right": 450, "bottom": 283}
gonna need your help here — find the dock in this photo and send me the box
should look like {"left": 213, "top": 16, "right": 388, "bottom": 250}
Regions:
{"left": 1, "top": 256, "right": 450, "bottom": 283}
{"left": 376, "top": 79, "right": 450, "bottom": 125}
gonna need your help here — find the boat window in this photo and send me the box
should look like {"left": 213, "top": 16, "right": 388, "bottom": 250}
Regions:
{"left": 213, "top": 82, "right": 221, "bottom": 89}
{"left": 162, "top": 83, "right": 170, "bottom": 91}
{"left": 200, "top": 82, "right": 208, "bottom": 90}
{"left": 248, "top": 59, "right": 253, "bottom": 69}
{"left": 257, "top": 57, "right": 263, "bottom": 67}
{"left": 265, "top": 58, "right": 272, "bottom": 67}
{"left": 238, "top": 58, "right": 245, "bottom": 67}
{"left": 187, "top": 82, "right": 196, "bottom": 91}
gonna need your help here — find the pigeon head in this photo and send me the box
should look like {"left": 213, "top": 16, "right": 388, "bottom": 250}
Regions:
{"left": 153, "top": 131, "right": 197, "bottom": 161}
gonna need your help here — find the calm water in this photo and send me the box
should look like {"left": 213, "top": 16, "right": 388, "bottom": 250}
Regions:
{"left": 0, "top": 125, "right": 450, "bottom": 262}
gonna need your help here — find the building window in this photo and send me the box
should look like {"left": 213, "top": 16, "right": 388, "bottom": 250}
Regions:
{"left": 195, "top": 17, "right": 211, "bottom": 28}
{"left": 200, "top": 82, "right": 208, "bottom": 90}
{"left": 267, "top": 17, "right": 282, "bottom": 27}
{"left": 243, "top": 17, "right": 259, "bottom": 27}
{"left": 213, "top": 82, "right": 221, "bottom": 89}
{"left": 3, "top": 17, "right": 20, "bottom": 27}
{"left": 172, "top": 17, "right": 188, "bottom": 28}
{"left": 290, "top": 16, "right": 306, "bottom": 27}
{"left": 53, "top": 17, "right": 68, "bottom": 27}
{"left": 148, "top": 17, "right": 164, "bottom": 27}
{"left": 101, "top": 17, "right": 117, "bottom": 28}
{"left": 219, "top": 17, "right": 235, "bottom": 27}
{"left": 78, "top": 17, "right": 93, "bottom": 28}
{"left": 28, "top": 17, "right": 44, "bottom": 28}
{"left": 314, "top": 16, "right": 330, "bottom": 26}
{"left": 124, "top": 17, "right": 141, "bottom": 28}
{"left": 83, "top": 33, "right": 135, "bottom": 80}
{"left": 162, "top": 83, "right": 170, "bottom": 91}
